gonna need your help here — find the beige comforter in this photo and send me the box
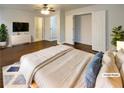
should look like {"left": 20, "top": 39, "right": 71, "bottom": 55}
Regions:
{"left": 19, "top": 45, "right": 93, "bottom": 88}
{"left": 34, "top": 49, "right": 93, "bottom": 88}
{"left": 19, "top": 45, "right": 73, "bottom": 87}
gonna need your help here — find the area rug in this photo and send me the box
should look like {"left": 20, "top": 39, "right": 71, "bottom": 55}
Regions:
{"left": 2, "top": 62, "right": 27, "bottom": 88}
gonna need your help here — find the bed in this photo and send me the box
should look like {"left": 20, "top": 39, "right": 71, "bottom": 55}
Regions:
{"left": 19, "top": 45, "right": 123, "bottom": 88}
{"left": 19, "top": 45, "right": 94, "bottom": 88}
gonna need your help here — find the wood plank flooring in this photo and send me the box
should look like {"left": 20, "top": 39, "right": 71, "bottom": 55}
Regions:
{"left": 64, "top": 42, "right": 96, "bottom": 54}
{"left": 0, "top": 40, "right": 57, "bottom": 88}
{"left": 74, "top": 42, "right": 97, "bottom": 53}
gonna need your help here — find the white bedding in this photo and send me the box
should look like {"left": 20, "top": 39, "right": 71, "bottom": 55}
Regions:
{"left": 34, "top": 49, "right": 93, "bottom": 88}
{"left": 19, "top": 45, "right": 73, "bottom": 87}
{"left": 19, "top": 45, "right": 123, "bottom": 88}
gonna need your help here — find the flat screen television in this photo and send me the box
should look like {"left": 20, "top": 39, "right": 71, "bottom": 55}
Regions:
{"left": 13, "top": 22, "right": 29, "bottom": 32}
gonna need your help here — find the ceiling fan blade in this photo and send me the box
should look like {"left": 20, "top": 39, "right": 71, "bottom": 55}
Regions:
{"left": 49, "top": 7, "right": 55, "bottom": 12}
{"left": 49, "top": 10, "right": 55, "bottom": 12}
{"left": 34, "top": 4, "right": 55, "bottom": 14}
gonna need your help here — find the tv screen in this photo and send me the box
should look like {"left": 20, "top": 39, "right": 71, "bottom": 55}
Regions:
{"left": 13, "top": 22, "right": 29, "bottom": 32}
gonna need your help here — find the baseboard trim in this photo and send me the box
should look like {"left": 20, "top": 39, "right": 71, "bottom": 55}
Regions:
{"left": 63, "top": 43, "right": 74, "bottom": 47}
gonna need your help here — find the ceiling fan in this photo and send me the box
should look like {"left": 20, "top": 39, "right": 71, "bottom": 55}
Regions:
{"left": 40, "top": 4, "right": 55, "bottom": 15}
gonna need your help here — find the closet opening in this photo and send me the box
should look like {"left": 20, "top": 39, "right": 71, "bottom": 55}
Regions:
{"left": 73, "top": 13, "right": 93, "bottom": 53}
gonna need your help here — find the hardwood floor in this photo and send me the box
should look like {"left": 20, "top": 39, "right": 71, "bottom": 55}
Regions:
{"left": 0, "top": 40, "right": 57, "bottom": 88}
{"left": 0, "top": 40, "right": 95, "bottom": 88}
{"left": 74, "top": 42, "right": 97, "bottom": 54}
{"left": 64, "top": 42, "right": 97, "bottom": 54}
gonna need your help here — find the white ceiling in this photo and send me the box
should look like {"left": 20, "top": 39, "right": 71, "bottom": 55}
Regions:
{"left": 0, "top": 4, "right": 93, "bottom": 12}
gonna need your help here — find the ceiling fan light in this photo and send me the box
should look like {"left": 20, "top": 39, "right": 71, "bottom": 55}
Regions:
{"left": 41, "top": 9, "right": 50, "bottom": 15}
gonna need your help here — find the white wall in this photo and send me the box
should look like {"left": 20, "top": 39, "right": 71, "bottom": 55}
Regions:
{"left": 66, "top": 4, "right": 124, "bottom": 49}
{"left": 0, "top": 7, "right": 42, "bottom": 46}
{"left": 60, "top": 10, "right": 65, "bottom": 43}
{"left": 74, "top": 14, "right": 92, "bottom": 45}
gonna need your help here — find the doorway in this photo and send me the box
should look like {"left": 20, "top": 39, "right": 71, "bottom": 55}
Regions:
{"left": 73, "top": 14, "right": 93, "bottom": 53}
{"left": 65, "top": 10, "right": 106, "bottom": 52}
{"left": 34, "top": 17, "right": 43, "bottom": 42}
{"left": 50, "top": 16, "right": 57, "bottom": 41}
{"left": 74, "top": 14, "right": 92, "bottom": 45}
{"left": 44, "top": 16, "right": 57, "bottom": 41}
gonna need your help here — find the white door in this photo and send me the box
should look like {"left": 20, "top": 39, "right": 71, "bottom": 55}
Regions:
{"left": 50, "top": 16, "right": 57, "bottom": 41}
{"left": 34, "top": 17, "right": 43, "bottom": 41}
{"left": 65, "top": 15, "right": 74, "bottom": 45}
{"left": 92, "top": 10, "right": 106, "bottom": 52}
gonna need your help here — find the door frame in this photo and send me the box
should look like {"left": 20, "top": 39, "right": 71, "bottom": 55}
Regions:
{"left": 65, "top": 12, "right": 93, "bottom": 45}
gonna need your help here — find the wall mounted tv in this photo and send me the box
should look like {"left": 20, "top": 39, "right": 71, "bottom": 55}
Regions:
{"left": 13, "top": 22, "right": 29, "bottom": 32}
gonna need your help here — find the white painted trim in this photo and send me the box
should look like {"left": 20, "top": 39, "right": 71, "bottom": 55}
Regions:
{"left": 92, "top": 10, "right": 106, "bottom": 52}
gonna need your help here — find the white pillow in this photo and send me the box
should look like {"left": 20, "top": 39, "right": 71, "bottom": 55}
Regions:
{"left": 95, "top": 51, "right": 123, "bottom": 88}
{"left": 116, "top": 48, "right": 124, "bottom": 85}
{"left": 102, "top": 51, "right": 115, "bottom": 65}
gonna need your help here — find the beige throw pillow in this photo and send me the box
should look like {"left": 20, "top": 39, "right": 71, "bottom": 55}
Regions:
{"left": 95, "top": 51, "right": 123, "bottom": 88}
